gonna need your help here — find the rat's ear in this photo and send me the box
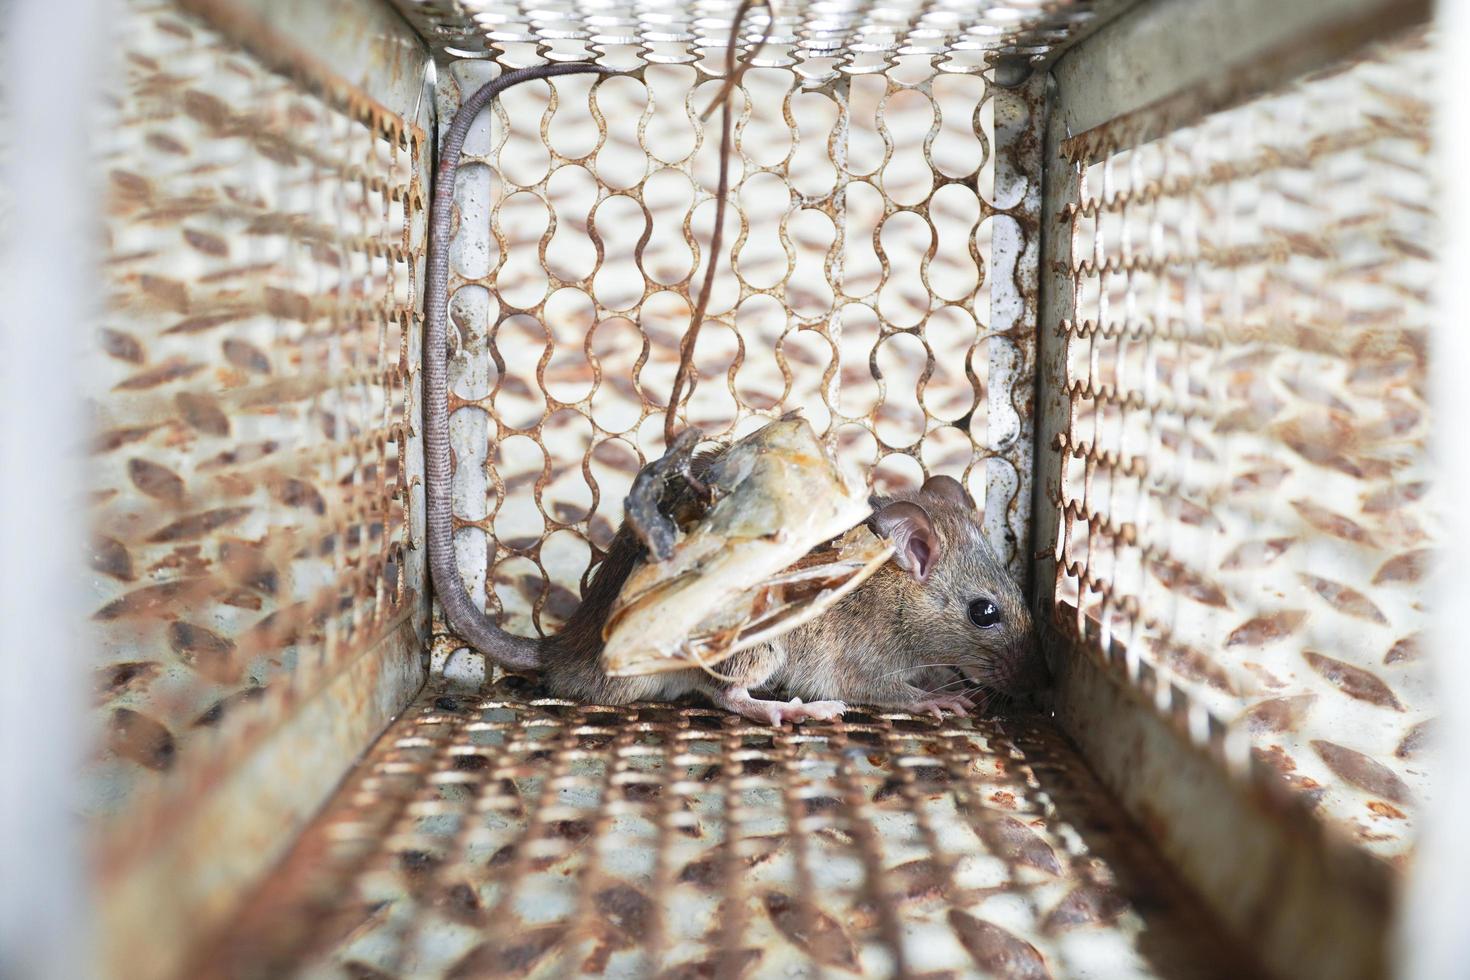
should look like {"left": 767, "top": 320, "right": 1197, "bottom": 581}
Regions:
{"left": 871, "top": 500, "right": 939, "bottom": 582}
{"left": 921, "top": 474, "right": 972, "bottom": 509}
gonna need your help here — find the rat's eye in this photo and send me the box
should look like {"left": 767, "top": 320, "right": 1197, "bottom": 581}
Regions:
{"left": 968, "top": 598, "right": 1001, "bottom": 629}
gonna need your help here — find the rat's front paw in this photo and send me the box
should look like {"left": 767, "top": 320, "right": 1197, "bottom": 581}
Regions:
{"left": 908, "top": 693, "right": 972, "bottom": 720}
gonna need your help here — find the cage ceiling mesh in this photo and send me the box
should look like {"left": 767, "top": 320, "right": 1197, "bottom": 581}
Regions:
{"left": 1051, "top": 26, "right": 1437, "bottom": 861}
{"left": 385, "top": 0, "right": 1120, "bottom": 70}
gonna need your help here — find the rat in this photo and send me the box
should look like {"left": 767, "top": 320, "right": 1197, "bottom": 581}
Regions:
{"left": 424, "top": 64, "right": 1047, "bottom": 725}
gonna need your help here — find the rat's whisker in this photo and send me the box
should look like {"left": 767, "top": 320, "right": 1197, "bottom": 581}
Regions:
{"left": 960, "top": 687, "right": 996, "bottom": 712}
{"left": 926, "top": 676, "right": 981, "bottom": 696}
{"left": 982, "top": 689, "right": 1013, "bottom": 711}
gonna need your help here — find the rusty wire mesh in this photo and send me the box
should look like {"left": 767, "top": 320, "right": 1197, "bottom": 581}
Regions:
{"left": 1049, "top": 27, "right": 1437, "bottom": 860}
{"left": 89, "top": 0, "right": 431, "bottom": 884}
{"left": 203, "top": 679, "right": 1247, "bottom": 979}
{"left": 427, "top": 5, "right": 1065, "bottom": 669}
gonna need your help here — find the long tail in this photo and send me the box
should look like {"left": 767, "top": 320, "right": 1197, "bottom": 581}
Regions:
{"left": 424, "top": 63, "right": 616, "bottom": 670}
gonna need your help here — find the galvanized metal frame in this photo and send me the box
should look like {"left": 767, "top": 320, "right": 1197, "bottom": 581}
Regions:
{"left": 989, "top": 72, "right": 1047, "bottom": 588}
{"left": 1030, "top": 1, "right": 1435, "bottom": 977}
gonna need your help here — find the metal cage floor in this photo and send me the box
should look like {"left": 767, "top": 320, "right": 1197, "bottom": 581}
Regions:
{"left": 199, "top": 677, "right": 1256, "bottom": 979}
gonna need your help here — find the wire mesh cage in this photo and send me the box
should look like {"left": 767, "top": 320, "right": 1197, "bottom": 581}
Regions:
{"left": 0, "top": 0, "right": 1458, "bottom": 977}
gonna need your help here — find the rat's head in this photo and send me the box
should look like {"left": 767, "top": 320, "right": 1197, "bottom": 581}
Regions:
{"left": 868, "top": 475, "right": 1046, "bottom": 701}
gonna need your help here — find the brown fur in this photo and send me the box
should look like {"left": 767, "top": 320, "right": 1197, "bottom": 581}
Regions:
{"left": 538, "top": 460, "right": 1043, "bottom": 715}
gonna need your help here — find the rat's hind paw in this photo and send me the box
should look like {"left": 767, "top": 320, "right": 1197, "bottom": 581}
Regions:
{"left": 714, "top": 688, "right": 847, "bottom": 726}
{"left": 908, "top": 693, "right": 972, "bottom": 720}
{"left": 783, "top": 697, "right": 848, "bottom": 723}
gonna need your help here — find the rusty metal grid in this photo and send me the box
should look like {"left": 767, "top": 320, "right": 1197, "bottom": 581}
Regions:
{"left": 201, "top": 680, "right": 1250, "bottom": 979}
{"left": 386, "top": 0, "right": 1125, "bottom": 71}
{"left": 1045, "top": 27, "right": 1436, "bottom": 861}
{"left": 432, "top": 43, "right": 1044, "bottom": 674}
{"left": 88, "top": 0, "right": 435, "bottom": 974}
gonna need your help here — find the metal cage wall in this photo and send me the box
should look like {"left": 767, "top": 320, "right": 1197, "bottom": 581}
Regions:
{"left": 0, "top": 0, "right": 1453, "bottom": 978}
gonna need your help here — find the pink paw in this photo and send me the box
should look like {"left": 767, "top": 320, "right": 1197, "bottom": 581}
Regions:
{"left": 909, "top": 693, "right": 972, "bottom": 720}
{"left": 787, "top": 697, "right": 847, "bottom": 723}
{"left": 750, "top": 697, "right": 848, "bottom": 726}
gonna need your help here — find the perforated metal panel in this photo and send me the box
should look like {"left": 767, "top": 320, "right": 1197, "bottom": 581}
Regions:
{"left": 88, "top": 1, "right": 435, "bottom": 975}
{"left": 92, "top": 0, "right": 429, "bottom": 809}
{"left": 1050, "top": 26, "right": 1435, "bottom": 860}
{"left": 204, "top": 681, "right": 1247, "bottom": 979}
{"left": 386, "top": 0, "right": 1124, "bottom": 67}
{"left": 1030, "top": 5, "right": 1436, "bottom": 977}
{"left": 436, "top": 61, "right": 1029, "bottom": 644}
